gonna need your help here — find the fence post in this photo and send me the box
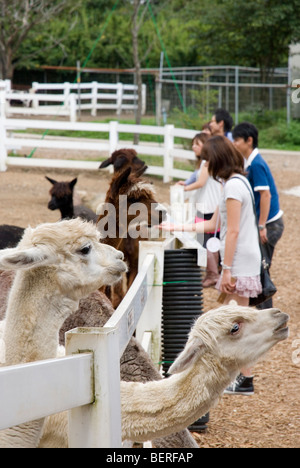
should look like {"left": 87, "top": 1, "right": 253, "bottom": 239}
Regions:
{"left": 63, "top": 82, "right": 71, "bottom": 109}
{"left": 141, "top": 84, "right": 147, "bottom": 115}
{"left": 109, "top": 120, "right": 119, "bottom": 155}
{"left": 235, "top": 67, "right": 239, "bottom": 125}
{"left": 68, "top": 94, "right": 77, "bottom": 123}
{"left": 66, "top": 327, "right": 122, "bottom": 448}
{"left": 116, "top": 82, "right": 123, "bottom": 116}
{"left": 91, "top": 82, "right": 98, "bottom": 117}
{"left": 5, "top": 79, "right": 11, "bottom": 92}
{"left": 163, "top": 124, "right": 174, "bottom": 183}
{"left": 136, "top": 241, "right": 165, "bottom": 368}
{"left": 31, "top": 82, "right": 39, "bottom": 109}
{"left": 0, "top": 112, "right": 7, "bottom": 172}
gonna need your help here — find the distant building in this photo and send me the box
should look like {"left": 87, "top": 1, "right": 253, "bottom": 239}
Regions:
{"left": 289, "top": 43, "right": 300, "bottom": 119}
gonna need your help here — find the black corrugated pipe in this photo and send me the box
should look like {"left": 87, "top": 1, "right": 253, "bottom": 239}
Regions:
{"left": 161, "top": 249, "right": 209, "bottom": 432}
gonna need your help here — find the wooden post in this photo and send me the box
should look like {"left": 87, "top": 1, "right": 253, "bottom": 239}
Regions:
{"left": 66, "top": 327, "right": 122, "bottom": 448}
{"left": 135, "top": 240, "right": 175, "bottom": 367}
{"left": 109, "top": 120, "right": 119, "bottom": 155}
{"left": 163, "top": 124, "right": 174, "bottom": 183}
{"left": 91, "top": 82, "right": 98, "bottom": 117}
{"left": 69, "top": 94, "right": 77, "bottom": 123}
{"left": 116, "top": 82, "right": 124, "bottom": 116}
{"left": 0, "top": 113, "right": 7, "bottom": 172}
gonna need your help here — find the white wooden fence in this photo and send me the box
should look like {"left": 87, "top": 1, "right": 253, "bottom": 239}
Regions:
{"left": 0, "top": 80, "right": 11, "bottom": 92}
{"left": 0, "top": 231, "right": 205, "bottom": 448}
{"left": 0, "top": 81, "right": 147, "bottom": 121}
{"left": 0, "top": 115, "right": 197, "bottom": 182}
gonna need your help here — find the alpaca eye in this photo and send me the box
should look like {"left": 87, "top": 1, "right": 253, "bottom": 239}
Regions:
{"left": 79, "top": 245, "right": 91, "bottom": 255}
{"left": 230, "top": 323, "right": 240, "bottom": 335}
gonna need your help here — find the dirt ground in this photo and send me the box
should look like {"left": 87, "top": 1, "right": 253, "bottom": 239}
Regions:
{"left": 0, "top": 149, "right": 299, "bottom": 448}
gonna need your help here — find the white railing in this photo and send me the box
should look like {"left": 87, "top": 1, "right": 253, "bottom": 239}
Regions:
{"left": 0, "top": 80, "right": 11, "bottom": 92}
{"left": 1, "top": 81, "right": 147, "bottom": 121}
{"left": 0, "top": 236, "right": 191, "bottom": 448}
{"left": 2, "top": 92, "right": 77, "bottom": 122}
{"left": 0, "top": 115, "right": 197, "bottom": 182}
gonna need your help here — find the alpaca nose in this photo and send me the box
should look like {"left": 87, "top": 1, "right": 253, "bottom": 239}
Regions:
{"left": 271, "top": 309, "right": 289, "bottom": 319}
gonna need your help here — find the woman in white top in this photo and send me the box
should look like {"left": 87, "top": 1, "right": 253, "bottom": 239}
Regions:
{"left": 178, "top": 133, "right": 222, "bottom": 287}
{"left": 182, "top": 133, "right": 222, "bottom": 233}
{"left": 160, "top": 135, "right": 262, "bottom": 307}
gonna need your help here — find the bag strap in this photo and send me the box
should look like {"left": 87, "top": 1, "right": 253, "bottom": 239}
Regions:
{"left": 229, "top": 175, "right": 263, "bottom": 251}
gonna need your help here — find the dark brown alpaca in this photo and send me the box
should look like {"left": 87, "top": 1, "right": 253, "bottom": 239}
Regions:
{"left": 46, "top": 176, "right": 98, "bottom": 223}
{"left": 99, "top": 148, "right": 146, "bottom": 173}
{"left": 98, "top": 166, "right": 167, "bottom": 307}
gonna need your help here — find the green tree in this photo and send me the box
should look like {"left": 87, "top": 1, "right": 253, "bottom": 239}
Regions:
{"left": 0, "top": 0, "right": 80, "bottom": 79}
{"left": 196, "top": 0, "right": 300, "bottom": 80}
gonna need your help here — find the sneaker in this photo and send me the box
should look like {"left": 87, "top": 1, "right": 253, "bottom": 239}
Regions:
{"left": 224, "top": 374, "right": 254, "bottom": 395}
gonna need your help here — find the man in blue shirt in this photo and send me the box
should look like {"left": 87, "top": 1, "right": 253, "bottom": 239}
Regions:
{"left": 210, "top": 108, "right": 234, "bottom": 142}
{"left": 233, "top": 122, "right": 284, "bottom": 309}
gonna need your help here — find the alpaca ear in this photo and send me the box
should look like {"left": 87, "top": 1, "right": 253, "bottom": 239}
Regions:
{"left": 99, "top": 157, "right": 113, "bottom": 169}
{"left": 168, "top": 336, "right": 206, "bottom": 375}
{"left": 69, "top": 178, "right": 78, "bottom": 190}
{"left": 45, "top": 176, "right": 57, "bottom": 185}
{"left": 0, "top": 246, "right": 51, "bottom": 270}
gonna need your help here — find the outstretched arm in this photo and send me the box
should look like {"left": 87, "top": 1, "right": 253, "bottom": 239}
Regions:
{"left": 159, "top": 207, "right": 220, "bottom": 234}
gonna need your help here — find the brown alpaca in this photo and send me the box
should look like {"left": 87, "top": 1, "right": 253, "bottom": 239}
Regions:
{"left": 97, "top": 166, "right": 166, "bottom": 307}
{"left": 99, "top": 148, "right": 146, "bottom": 173}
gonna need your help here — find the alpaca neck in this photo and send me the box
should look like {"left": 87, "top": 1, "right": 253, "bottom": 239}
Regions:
{"left": 60, "top": 201, "right": 74, "bottom": 220}
{"left": 0, "top": 268, "right": 78, "bottom": 448}
{"left": 3, "top": 268, "right": 78, "bottom": 366}
{"left": 121, "top": 353, "right": 238, "bottom": 442}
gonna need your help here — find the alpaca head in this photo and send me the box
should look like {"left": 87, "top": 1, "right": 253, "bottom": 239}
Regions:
{"left": 46, "top": 176, "right": 77, "bottom": 213}
{"left": 98, "top": 167, "right": 167, "bottom": 242}
{"left": 99, "top": 148, "right": 146, "bottom": 173}
{"left": 169, "top": 304, "right": 289, "bottom": 375}
{"left": 0, "top": 219, "right": 127, "bottom": 301}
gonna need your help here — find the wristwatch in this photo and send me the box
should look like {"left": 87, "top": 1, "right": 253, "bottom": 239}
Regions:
{"left": 258, "top": 225, "right": 266, "bottom": 231}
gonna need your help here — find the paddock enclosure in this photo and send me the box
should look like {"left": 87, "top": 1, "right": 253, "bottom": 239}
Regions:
{"left": 0, "top": 134, "right": 299, "bottom": 447}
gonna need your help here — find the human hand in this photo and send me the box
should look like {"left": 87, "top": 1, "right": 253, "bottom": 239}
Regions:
{"left": 220, "top": 270, "right": 236, "bottom": 294}
{"left": 259, "top": 227, "right": 268, "bottom": 244}
{"left": 157, "top": 222, "right": 179, "bottom": 232}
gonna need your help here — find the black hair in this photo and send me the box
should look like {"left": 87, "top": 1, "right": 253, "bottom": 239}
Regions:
{"left": 232, "top": 122, "right": 259, "bottom": 149}
{"left": 214, "top": 108, "right": 233, "bottom": 133}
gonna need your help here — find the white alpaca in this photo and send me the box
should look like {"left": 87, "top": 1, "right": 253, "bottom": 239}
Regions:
{"left": 40, "top": 304, "right": 288, "bottom": 448}
{"left": 0, "top": 218, "right": 127, "bottom": 448}
{"left": 121, "top": 305, "right": 289, "bottom": 442}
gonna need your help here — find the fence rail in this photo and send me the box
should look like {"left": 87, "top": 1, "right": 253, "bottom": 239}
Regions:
{"left": 0, "top": 81, "right": 147, "bottom": 121}
{"left": 0, "top": 116, "right": 196, "bottom": 182}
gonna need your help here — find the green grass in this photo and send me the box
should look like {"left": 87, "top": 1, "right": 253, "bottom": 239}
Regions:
{"left": 237, "top": 109, "right": 300, "bottom": 151}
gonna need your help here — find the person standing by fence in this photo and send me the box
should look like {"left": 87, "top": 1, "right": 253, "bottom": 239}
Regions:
{"left": 159, "top": 136, "right": 262, "bottom": 305}
{"left": 159, "top": 135, "right": 262, "bottom": 395}
{"left": 232, "top": 122, "right": 284, "bottom": 310}
{"left": 210, "top": 108, "right": 234, "bottom": 142}
{"left": 181, "top": 132, "right": 222, "bottom": 287}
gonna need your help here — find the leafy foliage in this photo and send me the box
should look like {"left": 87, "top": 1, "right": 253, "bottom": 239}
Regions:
{"left": 2, "top": 0, "right": 299, "bottom": 79}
